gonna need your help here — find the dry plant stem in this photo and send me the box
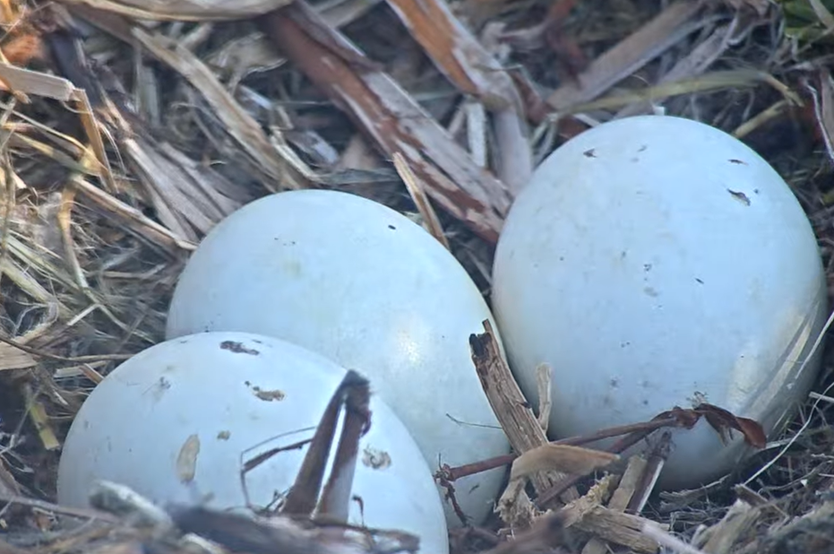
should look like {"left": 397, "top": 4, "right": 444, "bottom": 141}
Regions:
{"left": 0, "top": 333, "right": 132, "bottom": 363}
{"left": 546, "top": 0, "right": 707, "bottom": 111}
{"left": 22, "top": 382, "right": 60, "bottom": 451}
{"left": 581, "top": 456, "right": 648, "bottom": 554}
{"left": 56, "top": 0, "right": 295, "bottom": 22}
{"left": 72, "top": 89, "right": 118, "bottom": 194}
{"left": 64, "top": 3, "right": 135, "bottom": 44}
{"left": 129, "top": 27, "right": 308, "bottom": 191}
{"left": 642, "top": 523, "right": 705, "bottom": 554}
{"left": 732, "top": 99, "right": 790, "bottom": 139}
{"left": 443, "top": 416, "right": 678, "bottom": 481}
{"left": 0, "top": 148, "right": 12, "bottom": 296}
{"left": 615, "top": 19, "right": 738, "bottom": 118}
{"left": 627, "top": 433, "right": 671, "bottom": 514}
{"left": 68, "top": 5, "right": 310, "bottom": 190}
{"left": 316, "top": 373, "right": 371, "bottom": 522}
{"left": 383, "top": 0, "right": 532, "bottom": 192}
{"left": 70, "top": 175, "right": 196, "bottom": 253}
{"left": 259, "top": 2, "right": 510, "bottom": 243}
{"left": 574, "top": 507, "right": 661, "bottom": 553}
{"left": 171, "top": 506, "right": 417, "bottom": 554}
{"left": 803, "top": 69, "right": 834, "bottom": 163}
{"left": 469, "top": 320, "right": 578, "bottom": 502}
{"left": 698, "top": 500, "right": 760, "bottom": 554}
{"left": 281, "top": 373, "right": 348, "bottom": 516}
{"left": 0, "top": 494, "right": 120, "bottom": 523}
{"left": 392, "top": 152, "right": 450, "bottom": 250}
{"left": 0, "top": 343, "right": 36, "bottom": 371}
{"left": 479, "top": 511, "right": 575, "bottom": 554}
{"left": 733, "top": 500, "right": 834, "bottom": 554}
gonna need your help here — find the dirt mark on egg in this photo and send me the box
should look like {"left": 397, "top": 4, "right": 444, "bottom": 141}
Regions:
{"left": 727, "top": 189, "right": 751, "bottom": 206}
{"left": 220, "top": 341, "right": 260, "bottom": 355}
{"left": 362, "top": 446, "right": 392, "bottom": 469}
{"left": 246, "top": 382, "right": 285, "bottom": 401}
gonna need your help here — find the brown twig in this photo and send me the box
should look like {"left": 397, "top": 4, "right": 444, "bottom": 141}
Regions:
{"left": 469, "top": 319, "right": 578, "bottom": 502}
{"left": 258, "top": 2, "right": 510, "bottom": 243}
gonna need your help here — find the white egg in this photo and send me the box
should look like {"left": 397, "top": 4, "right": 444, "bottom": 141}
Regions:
{"left": 57, "top": 332, "right": 449, "bottom": 554}
{"left": 164, "top": 190, "right": 510, "bottom": 526}
{"left": 492, "top": 115, "right": 828, "bottom": 490}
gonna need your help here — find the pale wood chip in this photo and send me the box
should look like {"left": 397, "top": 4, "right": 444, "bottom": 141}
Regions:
{"left": 0, "top": 342, "right": 36, "bottom": 371}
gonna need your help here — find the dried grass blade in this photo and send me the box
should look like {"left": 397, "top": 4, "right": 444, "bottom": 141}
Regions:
{"left": 128, "top": 26, "right": 308, "bottom": 191}
{"left": 562, "top": 69, "right": 776, "bottom": 114}
{"left": 57, "top": 0, "right": 294, "bottom": 21}
{"left": 22, "top": 382, "right": 60, "bottom": 451}
{"left": 546, "top": 1, "right": 707, "bottom": 112}
{"left": 384, "top": 0, "right": 531, "bottom": 191}
{"left": 805, "top": 69, "right": 834, "bottom": 164}
{"left": 70, "top": 174, "right": 196, "bottom": 253}
{"left": 57, "top": 184, "right": 143, "bottom": 338}
{"left": 260, "top": 2, "right": 509, "bottom": 243}
{"left": 0, "top": 343, "right": 36, "bottom": 371}
{"left": 318, "top": 0, "right": 384, "bottom": 28}
{"left": 57, "top": 186, "right": 89, "bottom": 291}
{"left": 809, "top": 0, "right": 834, "bottom": 31}
{"left": 581, "top": 456, "right": 648, "bottom": 554}
{"left": 392, "top": 152, "right": 450, "bottom": 250}
{"left": 72, "top": 89, "right": 118, "bottom": 193}
{"left": 5, "top": 133, "right": 97, "bottom": 176}
{"left": 123, "top": 138, "right": 217, "bottom": 237}
{"left": 0, "top": 258, "right": 72, "bottom": 318}
{"left": 615, "top": 20, "right": 737, "bottom": 117}
{"left": 0, "top": 62, "right": 75, "bottom": 101}
{"left": 159, "top": 143, "right": 250, "bottom": 213}
{"left": 63, "top": 3, "right": 137, "bottom": 44}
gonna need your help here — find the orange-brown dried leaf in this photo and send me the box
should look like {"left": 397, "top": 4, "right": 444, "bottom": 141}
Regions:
{"left": 695, "top": 403, "right": 767, "bottom": 449}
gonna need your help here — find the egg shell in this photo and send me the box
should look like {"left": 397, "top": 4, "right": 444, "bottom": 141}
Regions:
{"left": 164, "top": 190, "right": 511, "bottom": 526}
{"left": 491, "top": 115, "right": 828, "bottom": 489}
{"left": 57, "top": 332, "right": 449, "bottom": 554}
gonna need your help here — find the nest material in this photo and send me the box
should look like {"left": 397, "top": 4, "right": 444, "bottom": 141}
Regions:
{"left": 1, "top": 0, "right": 834, "bottom": 553}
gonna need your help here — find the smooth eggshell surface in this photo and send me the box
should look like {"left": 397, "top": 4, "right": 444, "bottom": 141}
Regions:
{"left": 57, "top": 332, "right": 449, "bottom": 554}
{"left": 492, "top": 115, "right": 828, "bottom": 489}
{"left": 164, "top": 190, "right": 511, "bottom": 526}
